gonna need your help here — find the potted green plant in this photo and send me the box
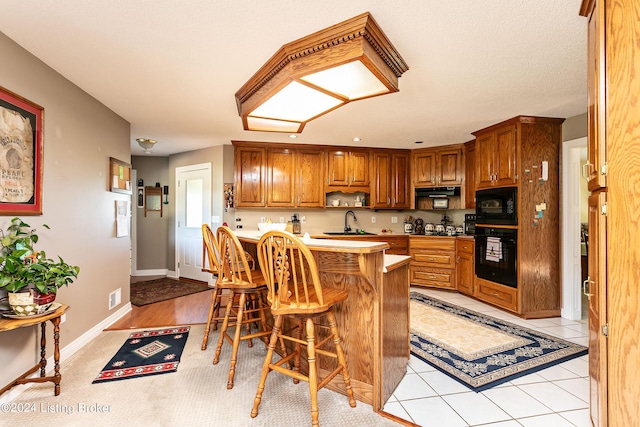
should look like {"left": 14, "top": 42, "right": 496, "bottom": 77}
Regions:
{"left": 0, "top": 217, "right": 80, "bottom": 316}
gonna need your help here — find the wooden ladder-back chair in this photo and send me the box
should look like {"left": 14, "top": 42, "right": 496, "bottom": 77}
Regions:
{"left": 213, "top": 226, "right": 271, "bottom": 390}
{"left": 253, "top": 231, "right": 356, "bottom": 427}
{"left": 201, "top": 224, "right": 225, "bottom": 350}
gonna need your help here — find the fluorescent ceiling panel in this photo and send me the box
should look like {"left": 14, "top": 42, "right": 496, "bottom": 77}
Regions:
{"left": 301, "top": 61, "right": 390, "bottom": 100}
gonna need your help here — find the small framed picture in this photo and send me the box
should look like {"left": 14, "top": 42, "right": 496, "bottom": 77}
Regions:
{"left": 433, "top": 198, "right": 449, "bottom": 209}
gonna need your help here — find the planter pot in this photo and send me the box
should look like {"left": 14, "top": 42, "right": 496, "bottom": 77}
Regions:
{"left": 7, "top": 289, "right": 56, "bottom": 316}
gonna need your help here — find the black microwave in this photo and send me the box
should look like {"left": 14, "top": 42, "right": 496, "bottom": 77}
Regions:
{"left": 475, "top": 187, "right": 518, "bottom": 225}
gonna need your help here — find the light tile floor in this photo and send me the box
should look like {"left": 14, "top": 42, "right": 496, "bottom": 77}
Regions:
{"left": 384, "top": 288, "right": 590, "bottom": 427}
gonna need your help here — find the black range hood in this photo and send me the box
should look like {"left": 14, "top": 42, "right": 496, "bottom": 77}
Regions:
{"left": 415, "top": 186, "right": 461, "bottom": 198}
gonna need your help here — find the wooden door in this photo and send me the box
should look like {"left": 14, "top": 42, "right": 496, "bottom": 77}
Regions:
{"left": 456, "top": 240, "right": 474, "bottom": 296}
{"left": 587, "top": 190, "right": 607, "bottom": 427}
{"left": 235, "top": 146, "right": 266, "bottom": 207}
{"left": 585, "top": 0, "right": 607, "bottom": 192}
{"left": 437, "top": 148, "right": 462, "bottom": 186}
{"left": 350, "top": 150, "right": 370, "bottom": 187}
{"left": 475, "top": 133, "right": 495, "bottom": 189}
{"left": 494, "top": 124, "right": 517, "bottom": 187}
{"left": 372, "top": 152, "right": 392, "bottom": 208}
{"left": 267, "top": 148, "right": 295, "bottom": 207}
{"left": 392, "top": 152, "right": 410, "bottom": 208}
{"left": 327, "top": 150, "right": 349, "bottom": 187}
{"left": 412, "top": 150, "right": 437, "bottom": 187}
{"left": 296, "top": 149, "right": 325, "bottom": 207}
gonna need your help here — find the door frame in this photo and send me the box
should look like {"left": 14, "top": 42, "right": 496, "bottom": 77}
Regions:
{"left": 174, "top": 162, "right": 212, "bottom": 282}
{"left": 561, "top": 137, "right": 587, "bottom": 320}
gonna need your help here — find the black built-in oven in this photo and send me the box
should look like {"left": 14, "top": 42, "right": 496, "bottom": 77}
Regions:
{"left": 476, "top": 187, "right": 517, "bottom": 225}
{"left": 475, "top": 227, "right": 517, "bottom": 288}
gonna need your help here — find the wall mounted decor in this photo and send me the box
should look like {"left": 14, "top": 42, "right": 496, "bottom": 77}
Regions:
{"left": 109, "top": 157, "right": 132, "bottom": 194}
{"left": 144, "top": 186, "right": 162, "bottom": 217}
{"left": 0, "top": 86, "right": 44, "bottom": 215}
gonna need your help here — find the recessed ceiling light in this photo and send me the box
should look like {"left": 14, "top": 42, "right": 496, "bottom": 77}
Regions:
{"left": 353, "top": 137, "right": 361, "bottom": 142}
{"left": 289, "top": 134, "right": 297, "bottom": 139}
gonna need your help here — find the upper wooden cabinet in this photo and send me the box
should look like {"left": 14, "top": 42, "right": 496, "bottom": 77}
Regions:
{"left": 371, "top": 150, "right": 410, "bottom": 209}
{"left": 234, "top": 145, "right": 266, "bottom": 207}
{"left": 266, "top": 147, "right": 326, "bottom": 208}
{"left": 474, "top": 123, "right": 517, "bottom": 189}
{"left": 412, "top": 147, "right": 463, "bottom": 188}
{"left": 327, "top": 149, "right": 370, "bottom": 192}
{"left": 584, "top": 0, "right": 607, "bottom": 192}
{"left": 463, "top": 140, "right": 476, "bottom": 209}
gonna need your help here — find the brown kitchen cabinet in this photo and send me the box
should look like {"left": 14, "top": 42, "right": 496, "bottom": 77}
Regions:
{"left": 474, "top": 123, "right": 517, "bottom": 189}
{"left": 371, "top": 150, "right": 410, "bottom": 209}
{"left": 455, "top": 237, "right": 474, "bottom": 295}
{"left": 267, "top": 147, "right": 325, "bottom": 208}
{"left": 327, "top": 149, "right": 370, "bottom": 192}
{"left": 409, "top": 236, "right": 456, "bottom": 289}
{"left": 234, "top": 144, "right": 266, "bottom": 207}
{"left": 474, "top": 277, "right": 518, "bottom": 312}
{"left": 412, "top": 146, "right": 463, "bottom": 188}
{"left": 463, "top": 140, "right": 476, "bottom": 209}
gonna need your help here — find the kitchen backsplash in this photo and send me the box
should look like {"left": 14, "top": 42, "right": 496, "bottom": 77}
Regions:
{"left": 231, "top": 208, "right": 474, "bottom": 234}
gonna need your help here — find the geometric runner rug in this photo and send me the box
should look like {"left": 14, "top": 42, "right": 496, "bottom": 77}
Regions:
{"left": 410, "top": 292, "right": 588, "bottom": 392}
{"left": 92, "top": 327, "right": 190, "bottom": 383}
{"left": 130, "top": 278, "right": 210, "bottom": 306}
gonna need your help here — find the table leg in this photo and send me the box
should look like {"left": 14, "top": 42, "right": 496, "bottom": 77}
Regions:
{"left": 39, "top": 322, "right": 47, "bottom": 377}
{"left": 51, "top": 317, "right": 62, "bottom": 396}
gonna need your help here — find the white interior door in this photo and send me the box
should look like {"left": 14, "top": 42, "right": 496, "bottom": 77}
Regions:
{"left": 176, "top": 163, "right": 211, "bottom": 282}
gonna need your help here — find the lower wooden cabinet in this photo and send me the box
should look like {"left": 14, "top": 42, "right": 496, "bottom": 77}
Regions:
{"left": 455, "top": 238, "right": 474, "bottom": 295}
{"left": 409, "top": 236, "right": 456, "bottom": 289}
{"left": 474, "top": 277, "right": 518, "bottom": 312}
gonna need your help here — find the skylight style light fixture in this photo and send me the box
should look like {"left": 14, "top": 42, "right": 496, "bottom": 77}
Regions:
{"left": 235, "top": 12, "right": 408, "bottom": 133}
{"left": 136, "top": 138, "right": 157, "bottom": 154}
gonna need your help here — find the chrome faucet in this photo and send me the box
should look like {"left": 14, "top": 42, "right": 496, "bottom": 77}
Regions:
{"left": 344, "top": 210, "right": 358, "bottom": 233}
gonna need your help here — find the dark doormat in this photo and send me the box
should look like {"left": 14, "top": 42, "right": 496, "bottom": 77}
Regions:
{"left": 130, "top": 278, "right": 211, "bottom": 306}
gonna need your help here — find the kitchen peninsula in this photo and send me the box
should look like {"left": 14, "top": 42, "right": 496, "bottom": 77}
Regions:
{"left": 233, "top": 230, "right": 411, "bottom": 412}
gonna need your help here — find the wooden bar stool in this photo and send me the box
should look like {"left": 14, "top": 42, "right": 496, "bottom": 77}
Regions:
{"left": 252, "top": 231, "right": 356, "bottom": 427}
{"left": 201, "top": 224, "right": 259, "bottom": 350}
{"left": 213, "top": 226, "right": 271, "bottom": 390}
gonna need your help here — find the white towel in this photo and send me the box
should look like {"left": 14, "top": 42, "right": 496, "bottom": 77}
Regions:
{"left": 485, "top": 237, "right": 502, "bottom": 262}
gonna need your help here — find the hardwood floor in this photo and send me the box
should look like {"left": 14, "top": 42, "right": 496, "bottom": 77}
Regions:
{"left": 105, "top": 276, "right": 213, "bottom": 330}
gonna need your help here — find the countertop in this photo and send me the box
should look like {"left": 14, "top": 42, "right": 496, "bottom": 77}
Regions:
{"left": 233, "top": 230, "right": 389, "bottom": 253}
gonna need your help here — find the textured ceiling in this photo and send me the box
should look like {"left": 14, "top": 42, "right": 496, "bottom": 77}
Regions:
{"left": 0, "top": 1, "right": 587, "bottom": 156}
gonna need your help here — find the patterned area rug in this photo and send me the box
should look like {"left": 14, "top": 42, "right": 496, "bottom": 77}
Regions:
{"left": 130, "top": 278, "right": 210, "bottom": 306}
{"left": 92, "top": 327, "right": 190, "bottom": 383}
{"left": 410, "top": 292, "right": 588, "bottom": 392}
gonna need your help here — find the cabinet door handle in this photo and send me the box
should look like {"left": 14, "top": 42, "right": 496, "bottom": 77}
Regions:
{"left": 582, "top": 163, "right": 593, "bottom": 181}
{"left": 583, "top": 276, "right": 594, "bottom": 300}
{"left": 456, "top": 256, "right": 460, "bottom": 264}
{"left": 427, "top": 257, "right": 435, "bottom": 261}
{"left": 297, "top": 195, "right": 300, "bottom": 205}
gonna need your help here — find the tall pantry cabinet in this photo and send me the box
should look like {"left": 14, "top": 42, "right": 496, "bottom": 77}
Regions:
{"left": 580, "top": 1, "right": 640, "bottom": 426}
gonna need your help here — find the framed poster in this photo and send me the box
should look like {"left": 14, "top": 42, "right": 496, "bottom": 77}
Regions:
{"left": 0, "top": 86, "right": 44, "bottom": 215}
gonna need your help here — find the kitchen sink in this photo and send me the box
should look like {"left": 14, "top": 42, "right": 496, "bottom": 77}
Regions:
{"left": 323, "top": 231, "right": 377, "bottom": 236}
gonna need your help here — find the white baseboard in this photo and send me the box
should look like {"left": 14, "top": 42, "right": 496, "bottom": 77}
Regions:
{"left": 0, "top": 302, "right": 132, "bottom": 404}
{"left": 132, "top": 268, "right": 169, "bottom": 277}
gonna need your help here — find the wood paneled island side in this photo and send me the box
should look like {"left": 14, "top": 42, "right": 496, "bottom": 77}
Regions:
{"left": 233, "top": 230, "right": 411, "bottom": 411}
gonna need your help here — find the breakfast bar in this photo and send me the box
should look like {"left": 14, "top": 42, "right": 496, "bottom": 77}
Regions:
{"left": 233, "top": 230, "right": 411, "bottom": 411}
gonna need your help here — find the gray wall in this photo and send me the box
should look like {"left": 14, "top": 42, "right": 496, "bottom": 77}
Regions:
{"left": 0, "top": 31, "right": 131, "bottom": 386}
{"left": 562, "top": 113, "right": 587, "bottom": 141}
{"left": 131, "top": 156, "right": 170, "bottom": 270}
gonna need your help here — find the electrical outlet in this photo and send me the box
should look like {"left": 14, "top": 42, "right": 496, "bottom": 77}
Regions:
{"left": 391, "top": 217, "right": 398, "bottom": 223}
{"left": 60, "top": 314, "right": 67, "bottom": 324}
{"left": 301, "top": 215, "right": 306, "bottom": 224}
{"left": 260, "top": 216, "right": 266, "bottom": 223}
{"left": 236, "top": 224, "right": 243, "bottom": 229}
{"left": 371, "top": 216, "right": 376, "bottom": 224}
{"left": 279, "top": 217, "right": 285, "bottom": 223}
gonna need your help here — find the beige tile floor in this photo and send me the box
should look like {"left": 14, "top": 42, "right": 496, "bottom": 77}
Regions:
{"left": 385, "top": 288, "right": 590, "bottom": 427}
